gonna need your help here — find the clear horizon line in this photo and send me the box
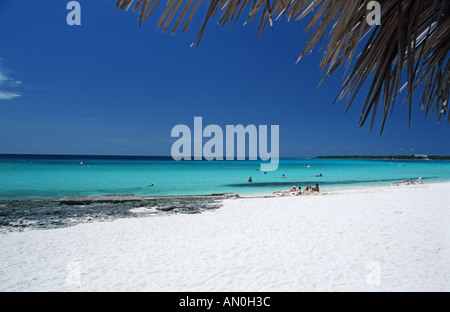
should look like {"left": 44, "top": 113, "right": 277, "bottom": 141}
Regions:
{"left": 0, "top": 153, "right": 448, "bottom": 158}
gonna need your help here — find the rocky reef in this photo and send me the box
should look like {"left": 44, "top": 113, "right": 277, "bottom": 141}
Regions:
{"left": 0, "top": 193, "right": 239, "bottom": 232}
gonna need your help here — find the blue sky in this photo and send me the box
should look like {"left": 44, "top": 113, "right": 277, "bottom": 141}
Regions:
{"left": 0, "top": 0, "right": 448, "bottom": 157}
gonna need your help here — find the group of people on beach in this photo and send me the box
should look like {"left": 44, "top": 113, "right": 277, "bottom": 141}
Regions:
{"left": 249, "top": 169, "right": 322, "bottom": 196}
{"left": 273, "top": 184, "right": 320, "bottom": 196}
{"left": 391, "top": 177, "right": 423, "bottom": 186}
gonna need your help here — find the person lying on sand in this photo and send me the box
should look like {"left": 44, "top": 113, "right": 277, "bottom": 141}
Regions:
{"left": 273, "top": 186, "right": 298, "bottom": 195}
{"left": 391, "top": 177, "right": 423, "bottom": 186}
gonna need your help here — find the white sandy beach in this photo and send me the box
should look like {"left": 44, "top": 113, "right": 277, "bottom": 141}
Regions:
{"left": 0, "top": 182, "right": 449, "bottom": 292}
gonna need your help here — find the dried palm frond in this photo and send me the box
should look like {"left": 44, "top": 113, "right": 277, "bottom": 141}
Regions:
{"left": 115, "top": 0, "right": 450, "bottom": 133}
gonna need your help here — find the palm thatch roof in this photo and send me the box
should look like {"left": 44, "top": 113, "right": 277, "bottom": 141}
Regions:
{"left": 115, "top": 0, "right": 449, "bottom": 133}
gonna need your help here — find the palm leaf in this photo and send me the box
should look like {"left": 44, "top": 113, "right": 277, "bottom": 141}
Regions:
{"left": 115, "top": 0, "right": 450, "bottom": 133}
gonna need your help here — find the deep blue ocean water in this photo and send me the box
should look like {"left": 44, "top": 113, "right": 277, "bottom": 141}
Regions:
{"left": 1, "top": 154, "right": 450, "bottom": 200}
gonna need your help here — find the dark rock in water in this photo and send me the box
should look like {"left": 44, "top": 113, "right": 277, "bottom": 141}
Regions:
{"left": 156, "top": 206, "right": 180, "bottom": 212}
{"left": 0, "top": 193, "right": 238, "bottom": 232}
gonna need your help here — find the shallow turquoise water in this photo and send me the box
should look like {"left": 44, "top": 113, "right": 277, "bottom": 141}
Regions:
{"left": 1, "top": 155, "right": 450, "bottom": 199}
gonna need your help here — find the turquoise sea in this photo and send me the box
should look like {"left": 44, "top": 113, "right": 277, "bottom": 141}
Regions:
{"left": 1, "top": 154, "right": 450, "bottom": 200}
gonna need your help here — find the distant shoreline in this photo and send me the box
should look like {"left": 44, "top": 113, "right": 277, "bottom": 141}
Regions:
{"left": 316, "top": 155, "right": 450, "bottom": 161}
